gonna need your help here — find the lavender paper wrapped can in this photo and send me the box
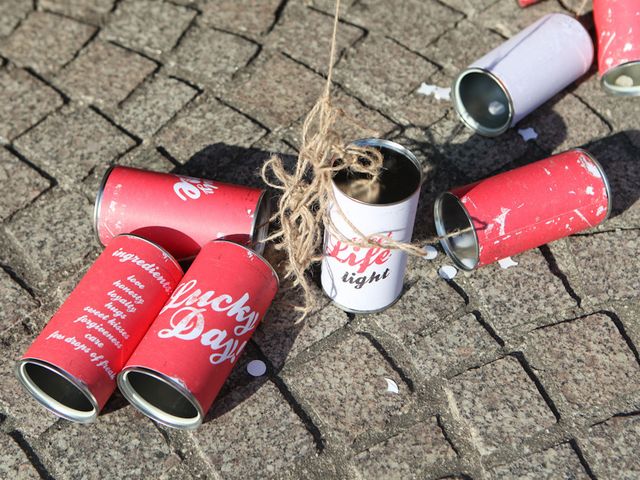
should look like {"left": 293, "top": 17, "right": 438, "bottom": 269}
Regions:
{"left": 451, "top": 13, "right": 593, "bottom": 137}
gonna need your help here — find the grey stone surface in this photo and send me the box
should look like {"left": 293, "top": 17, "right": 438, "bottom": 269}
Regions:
{"left": 0, "top": 12, "right": 96, "bottom": 74}
{"left": 0, "top": 0, "right": 32, "bottom": 38}
{"left": 14, "top": 107, "right": 135, "bottom": 186}
{"left": 103, "top": 0, "right": 196, "bottom": 55}
{"left": 583, "top": 414, "right": 640, "bottom": 479}
{"left": 474, "top": 0, "right": 565, "bottom": 38}
{"left": 284, "top": 334, "right": 412, "bottom": 444}
{"left": 39, "top": 0, "right": 115, "bottom": 21}
{"left": 56, "top": 40, "right": 157, "bottom": 106}
{"left": 528, "top": 313, "right": 640, "bottom": 410}
{"left": 195, "top": 382, "right": 315, "bottom": 479}
{"left": 0, "top": 67, "right": 63, "bottom": 143}
{"left": 0, "top": 267, "right": 37, "bottom": 336}
{"left": 489, "top": 443, "right": 589, "bottom": 479}
{"left": 0, "top": 433, "right": 41, "bottom": 479}
{"left": 116, "top": 75, "right": 197, "bottom": 137}
{"left": 449, "top": 356, "right": 557, "bottom": 455}
{"left": 0, "top": 148, "right": 49, "bottom": 221}
{"left": 353, "top": 418, "right": 457, "bottom": 478}
{"left": 200, "top": 0, "right": 282, "bottom": 36}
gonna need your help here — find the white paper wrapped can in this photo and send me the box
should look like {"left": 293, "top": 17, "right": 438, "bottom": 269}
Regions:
{"left": 321, "top": 139, "right": 422, "bottom": 313}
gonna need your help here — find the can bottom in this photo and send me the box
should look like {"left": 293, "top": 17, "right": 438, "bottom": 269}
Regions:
{"left": 601, "top": 60, "right": 640, "bottom": 97}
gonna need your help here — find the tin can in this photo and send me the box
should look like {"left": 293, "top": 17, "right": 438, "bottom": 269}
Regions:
{"left": 117, "top": 240, "right": 278, "bottom": 430}
{"left": 94, "top": 166, "right": 270, "bottom": 260}
{"left": 434, "top": 149, "right": 611, "bottom": 270}
{"left": 452, "top": 13, "right": 593, "bottom": 137}
{"left": 16, "top": 235, "right": 183, "bottom": 423}
{"left": 320, "top": 139, "right": 422, "bottom": 313}
{"left": 594, "top": 0, "right": 640, "bottom": 96}
{"left": 518, "top": 0, "right": 543, "bottom": 7}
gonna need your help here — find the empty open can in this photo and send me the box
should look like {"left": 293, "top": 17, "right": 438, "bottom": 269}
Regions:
{"left": 594, "top": 0, "right": 640, "bottom": 96}
{"left": 434, "top": 149, "right": 611, "bottom": 270}
{"left": 321, "top": 139, "right": 422, "bottom": 313}
{"left": 452, "top": 13, "right": 593, "bottom": 136}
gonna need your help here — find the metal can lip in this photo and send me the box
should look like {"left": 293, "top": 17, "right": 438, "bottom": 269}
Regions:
{"left": 117, "top": 367, "right": 204, "bottom": 430}
{"left": 332, "top": 138, "right": 423, "bottom": 207}
{"left": 115, "top": 233, "right": 184, "bottom": 276}
{"left": 93, "top": 165, "right": 116, "bottom": 246}
{"left": 249, "top": 190, "right": 271, "bottom": 256}
{"left": 600, "top": 60, "right": 640, "bottom": 97}
{"left": 573, "top": 148, "right": 614, "bottom": 221}
{"left": 16, "top": 358, "right": 100, "bottom": 423}
{"left": 433, "top": 192, "right": 480, "bottom": 271}
{"left": 451, "top": 67, "right": 515, "bottom": 137}
{"left": 207, "top": 239, "right": 280, "bottom": 287}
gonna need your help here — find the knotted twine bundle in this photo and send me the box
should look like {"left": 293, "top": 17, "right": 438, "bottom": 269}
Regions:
{"left": 261, "top": 0, "right": 460, "bottom": 318}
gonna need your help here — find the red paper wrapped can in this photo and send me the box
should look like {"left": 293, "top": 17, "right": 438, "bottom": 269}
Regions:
{"left": 94, "top": 166, "right": 270, "bottom": 260}
{"left": 434, "top": 149, "right": 611, "bottom": 270}
{"left": 594, "top": 0, "right": 640, "bottom": 95}
{"left": 16, "top": 235, "right": 183, "bottom": 423}
{"left": 518, "top": 0, "right": 543, "bottom": 7}
{"left": 117, "top": 240, "right": 278, "bottom": 430}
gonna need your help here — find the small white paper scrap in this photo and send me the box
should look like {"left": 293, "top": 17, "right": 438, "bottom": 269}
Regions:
{"left": 498, "top": 257, "right": 518, "bottom": 269}
{"left": 385, "top": 378, "right": 399, "bottom": 394}
{"left": 417, "top": 82, "right": 451, "bottom": 101}
{"left": 247, "top": 360, "right": 267, "bottom": 377}
{"left": 438, "top": 265, "right": 457, "bottom": 280}
{"left": 423, "top": 245, "right": 438, "bottom": 260}
{"left": 517, "top": 127, "right": 538, "bottom": 141}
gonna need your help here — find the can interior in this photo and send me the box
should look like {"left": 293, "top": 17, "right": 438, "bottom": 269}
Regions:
{"left": 454, "top": 70, "right": 512, "bottom": 136}
{"left": 434, "top": 192, "right": 479, "bottom": 271}
{"left": 332, "top": 143, "right": 421, "bottom": 205}
{"left": 251, "top": 192, "right": 271, "bottom": 255}
{"left": 602, "top": 61, "right": 640, "bottom": 96}
{"left": 119, "top": 369, "right": 201, "bottom": 430}
{"left": 18, "top": 361, "right": 97, "bottom": 422}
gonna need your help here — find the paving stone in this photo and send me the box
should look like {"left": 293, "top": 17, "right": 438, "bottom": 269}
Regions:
{"left": 0, "top": 148, "right": 49, "bottom": 221}
{"left": 0, "top": 268, "right": 37, "bottom": 337}
{"left": 335, "top": 34, "right": 438, "bottom": 111}
{"left": 345, "top": 0, "right": 462, "bottom": 56}
{"left": 39, "top": 0, "right": 115, "bottom": 21}
{"left": 200, "top": 0, "right": 282, "bottom": 36}
{"left": 226, "top": 53, "right": 325, "bottom": 130}
{"left": 528, "top": 313, "right": 640, "bottom": 410}
{"left": 14, "top": 107, "right": 134, "bottom": 186}
{"left": 583, "top": 414, "right": 640, "bottom": 479}
{"left": 449, "top": 355, "right": 557, "bottom": 455}
{"left": 394, "top": 76, "right": 453, "bottom": 128}
{"left": 353, "top": 418, "right": 457, "bottom": 478}
{"left": 0, "top": 67, "right": 63, "bottom": 143}
{"left": 0, "top": 12, "right": 96, "bottom": 74}
{"left": 0, "top": 433, "right": 41, "bottom": 479}
{"left": 56, "top": 41, "right": 157, "bottom": 106}
{"left": 409, "top": 313, "right": 498, "bottom": 380}
{"left": 5, "top": 189, "right": 95, "bottom": 284}
{"left": 284, "top": 334, "right": 412, "bottom": 444}
{"left": 489, "top": 443, "right": 589, "bottom": 479}
{"left": 0, "top": 0, "right": 32, "bottom": 38}
{"left": 466, "top": 249, "right": 577, "bottom": 333}
{"left": 195, "top": 382, "right": 314, "bottom": 480}
{"left": 169, "top": 25, "right": 258, "bottom": 85}
{"left": 563, "top": 230, "right": 640, "bottom": 304}
{"left": 104, "top": 0, "right": 196, "bottom": 55}
{"left": 156, "top": 96, "right": 266, "bottom": 164}
{"left": 474, "top": 0, "right": 566, "bottom": 39}
{"left": 518, "top": 93, "right": 611, "bottom": 154}
{"left": 308, "top": 0, "right": 359, "bottom": 16}
{"left": 268, "top": 4, "right": 364, "bottom": 74}
{"left": 253, "top": 282, "right": 350, "bottom": 370}
{"left": 439, "top": 0, "right": 499, "bottom": 17}
{"left": 42, "top": 408, "right": 174, "bottom": 479}
{"left": 116, "top": 75, "right": 197, "bottom": 137}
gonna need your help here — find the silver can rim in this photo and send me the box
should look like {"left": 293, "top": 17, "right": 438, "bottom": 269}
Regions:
{"left": 16, "top": 358, "right": 100, "bottom": 423}
{"left": 93, "top": 165, "right": 115, "bottom": 246}
{"left": 331, "top": 138, "right": 423, "bottom": 207}
{"left": 600, "top": 59, "right": 640, "bottom": 97}
{"left": 451, "top": 67, "right": 515, "bottom": 137}
{"left": 433, "top": 192, "right": 480, "bottom": 271}
{"left": 117, "top": 366, "right": 204, "bottom": 430}
{"left": 249, "top": 190, "right": 270, "bottom": 256}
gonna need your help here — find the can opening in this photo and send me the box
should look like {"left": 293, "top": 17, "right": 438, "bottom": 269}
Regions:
{"left": 118, "top": 369, "right": 202, "bottom": 430}
{"left": 434, "top": 192, "right": 479, "bottom": 271}
{"left": 453, "top": 70, "right": 512, "bottom": 137}
{"left": 18, "top": 360, "right": 97, "bottom": 423}
{"left": 602, "top": 61, "right": 640, "bottom": 97}
{"left": 332, "top": 139, "right": 422, "bottom": 205}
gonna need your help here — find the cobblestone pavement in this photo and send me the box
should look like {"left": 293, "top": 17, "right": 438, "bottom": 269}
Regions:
{"left": 0, "top": 0, "right": 639, "bottom": 479}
